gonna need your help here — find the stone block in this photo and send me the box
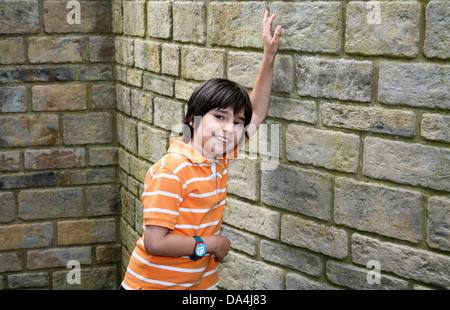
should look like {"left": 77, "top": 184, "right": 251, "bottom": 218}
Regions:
{"left": 135, "top": 39, "right": 160, "bottom": 72}
{"left": 173, "top": 2, "right": 205, "bottom": 44}
{"left": 363, "top": 137, "right": 450, "bottom": 192}
{"left": 220, "top": 225, "right": 257, "bottom": 256}
{"left": 112, "top": 0, "right": 123, "bottom": 34}
{"left": 162, "top": 43, "right": 180, "bottom": 76}
{"left": 96, "top": 245, "right": 122, "bottom": 264}
{"left": 117, "top": 114, "right": 137, "bottom": 154}
{"left": 52, "top": 266, "right": 117, "bottom": 290}
{"left": 18, "top": 188, "right": 84, "bottom": 220}
{"left": 86, "top": 185, "right": 121, "bottom": 216}
{"left": 147, "top": 1, "right": 172, "bottom": 39}
{"left": 270, "top": 1, "right": 342, "bottom": 53}
{"left": 0, "top": 86, "right": 27, "bottom": 113}
{"left": 352, "top": 234, "right": 450, "bottom": 289}
{"left": 378, "top": 62, "right": 450, "bottom": 109}
{"left": 27, "top": 247, "right": 91, "bottom": 269}
{"left": 59, "top": 168, "right": 116, "bottom": 186}
{"left": 116, "top": 84, "right": 131, "bottom": 115}
{"left": 58, "top": 219, "right": 116, "bottom": 245}
{"left": 0, "top": 192, "right": 15, "bottom": 223}
{"left": 260, "top": 239, "right": 323, "bottom": 277}
{"left": 207, "top": 2, "right": 265, "bottom": 48}
{"left": 153, "top": 97, "right": 185, "bottom": 132}
{"left": 126, "top": 69, "right": 142, "bottom": 88}
{"left": 0, "top": 222, "right": 53, "bottom": 251}
{"left": 334, "top": 177, "right": 423, "bottom": 243}
{"left": 8, "top": 272, "right": 49, "bottom": 289}
{"left": 143, "top": 74, "right": 174, "bottom": 97}
{"left": 137, "top": 122, "right": 169, "bottom": 163}
{"left": 28, "top": 37, "right": 84, "bottom": 64}
{"left": 123, "top": 0, "right": 146, "bottom": 37}
{"left": 227, "top": 51, "right": 263, "bottom": 88}
{"left": 43, "top": 1, "right": 110, "bottom": 33}
{"left": 326, "top": 261, "right": 408, "bottom": 290}
{"left": 219, "top": 251, "right": 284, "bottom": 290}
{"left": 0, "top": 38, "right": 25, "bottom": 64}
{"left": 262, "top": 163, "right": 332, "bottom": 221}
{"left": 0, "top": 114, "right": 59, "bottom": 147}
{"left": 25, "top": 148, "right": 86, "bottom": 170}
{"left": 223, "top": 198, "right": 280, "bottom": 239}
{"left": 0, "top": 67, "right": 75, "bottom": 83}
{"left": 268, "top": 96, "right": 317, "bottom": 124}
{"left": 296, "top": 56, "right": 374, "bottom": 102}
{"left": 281, "top": 214, "right": 348, "bottom": 259}
{"left": 421, "top": 113, "right": 450, "bottom": 143}
{"left": 0, "top": 172, "right": 57, "bottom": 190}
{"left": 32, "top": 84, "right": 87, "bottom": 111}
{"left": 322, "top": 102, "right": 416, "bottom": 137}
{"left": 115, "top": 37, "right": 134, "bottom": 66}
{"left": 181, "top": 46, "right": 225, "bottom": 81}
{"left": 0, "top": 151, "right": 20, "bottom": 172}
{"left": 286, "top": 272, "right": 338, "bottom": 290}
{"left": 272, "top": 55, "right": 294, "bottom": 93}
{"left": 92, "top": 84, "right": 116, "bottom": 109}
{"left": 0, "top": 0, "right": 40, "bottom": 34}
{"left": 89, "top": 36, "right": 115, "bottom": 62}
{"left": 228, "top": 156, "right": 260, "bottom": 201}
{"left": 424, "top": 1, "right": 450, "bottom": 59}
{"left": 0, "top": 253, "right": 22, "bottom": 273}
{"left": 346, "top": 1, "right": 420, "bottom": 57}
{"left": 63, "top": 112, "right": 113, "bottom": 145}
{"left": 286, "top": 124, "right": 360, "bottom": 173}
{"left": 79, "top": 65, "right": 113, "bottom": 81}
{"left": 130, "top": 89, "right": 153, "bottom": 124}
{"left": 427, "top": 196, "right": 450, "bottom": 251}
{"left": 89, "top": 147, "right": 118, "bottom": 167}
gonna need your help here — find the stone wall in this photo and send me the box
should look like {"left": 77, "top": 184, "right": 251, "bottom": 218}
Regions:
{"left": 0, "top": 0, "right": 120, "bottom": 289}
{"left": 0, "top": 0, "right": 448, "bottom": 290}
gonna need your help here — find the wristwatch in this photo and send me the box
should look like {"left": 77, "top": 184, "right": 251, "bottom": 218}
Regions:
{"left": 190, "top": 236, "right": 206, "bottom": 261}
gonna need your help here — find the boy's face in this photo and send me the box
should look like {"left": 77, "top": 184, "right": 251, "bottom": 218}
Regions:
{"left": 190, "top": 107, "right": 246, "bottom": 159}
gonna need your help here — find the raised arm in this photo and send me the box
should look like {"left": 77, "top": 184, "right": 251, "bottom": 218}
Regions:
{"left": 246, "top": 10, "right": 282, "bottom": 140}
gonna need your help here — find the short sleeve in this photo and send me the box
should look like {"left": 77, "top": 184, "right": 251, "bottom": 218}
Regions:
{"left": 142, "top": 166, "right": 184, "bottom": 230}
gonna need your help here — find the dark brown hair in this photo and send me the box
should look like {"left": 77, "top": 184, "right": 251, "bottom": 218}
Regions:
{"left": 183, "top": 78, "right": 252, "bottom": 144}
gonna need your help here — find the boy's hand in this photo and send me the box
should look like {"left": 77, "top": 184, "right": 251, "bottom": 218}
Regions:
{"left": 205, "top": 235, "right": 231, "bottom": 262}
{"left": 262, "top": 10, "right": 282, "bottom": 62}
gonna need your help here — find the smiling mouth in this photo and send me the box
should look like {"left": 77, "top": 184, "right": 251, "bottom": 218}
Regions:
{"left": 215, "top": 136, "right": 230, "bottom": 144}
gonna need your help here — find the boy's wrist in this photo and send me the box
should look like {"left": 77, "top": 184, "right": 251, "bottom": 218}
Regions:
{"left": 203, "top": 236, "right": 217, "bottom": 255}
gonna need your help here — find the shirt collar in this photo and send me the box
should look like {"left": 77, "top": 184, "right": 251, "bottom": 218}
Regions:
{"left": 167, "top": 137, "right": 239, "bottom": 164}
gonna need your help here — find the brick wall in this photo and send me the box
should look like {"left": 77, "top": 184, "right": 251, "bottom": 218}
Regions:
{"left": 115, "top": 0, "right": 449, "bottom": 290}
{"left": 1, "top": 0, "right": 448, "bottom": 290}
{"left": 0, "top": 0, "right": 120, "bottom": 289}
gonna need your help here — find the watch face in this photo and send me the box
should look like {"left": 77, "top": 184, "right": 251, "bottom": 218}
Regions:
{"left": 195, "top": 243, "right": 207, "bottom": 257}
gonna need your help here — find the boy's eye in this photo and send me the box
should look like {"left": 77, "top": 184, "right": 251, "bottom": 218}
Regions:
{"left": 215, "top": 115, "right": 224, "bottom": 120}
{"left": 235, "top": 122, "right": 244, "bottom": 127}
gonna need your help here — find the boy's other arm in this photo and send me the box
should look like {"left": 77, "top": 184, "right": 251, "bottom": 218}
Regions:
{"left": 144, "top": 225, "right": 231, "bottom": 262}
{"left": 247, "top": 11, "right": 281, "bottom": 140}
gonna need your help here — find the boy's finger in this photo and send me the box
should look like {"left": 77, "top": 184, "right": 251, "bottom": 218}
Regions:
{"left": 262, "top": 10, "right": 269, "bottom": 26}
{"left": 273, "top": 25, "right": 282, "bottom": 41}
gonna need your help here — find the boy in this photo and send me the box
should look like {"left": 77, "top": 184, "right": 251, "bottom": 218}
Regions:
{"left": 120, "top": 11, "right": 281, "bottom": 290}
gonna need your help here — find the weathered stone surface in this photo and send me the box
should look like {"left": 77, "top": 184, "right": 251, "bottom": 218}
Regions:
{"left": 262, "top": 163, "right": 332, "bottom": 221}
{"left": 59, "top": 168, "right": 116, "bottom": 186}
{"left": 89, "top": 36, "right": 115, "bottom": 63}
{"left": 0, "top": 0, "right": 40, "bottom": 34}
{"left": 0, "top": 151, "right": 20, "bottom": 172}
{"left": 135, "top": 39, "right": 160, "bottom": 72}
{"left": 326, "top": 260, "right": 409, "bottom": 290}
{"left": 296, "top": 56, "right": 374, "bottom": 102}
{"left": 363, "top": 137, "right": 450, "bottom": 192}
{"left": 63, "top": 112, "right": 113, "bottom": 145}
{"left": 143, "top": 73, "right": 174, "bottom": 97}
{"left": 147, "top": 1, "right": 172, "bottom": 39}
{"left": 0, "top": 172, "right": 57, "bottom": 189}
{"left": 0, "top": 253, "right": 22, "bottom": 273}
{"left": 130, "top": 89, "right": 153, "bottom": 124}
{"left": 181, "top": 46, "right": 225, "bottom": 81}
{"left": 219, "top": 251, "right": 284, "bottom": 290}
{"left": 427, "top": 196, "right": 450, "bottom": 251}
{"left": 378, "top": 62, "right": 450, "bottom": 109}
{"left": 334, "top": 177, "right": 423, "bottom": 243}
{"left": 421, "top": 113, "right": 450, "bottom": 143}
{"left": 281, "top": 214, "right": 348, "bottom": 259}
{"left": 220, "top": 224, "right": 257, "bottom": 256}
{"left": 53, "top": 266, "right": 118, "bottom": 290}
{"left": 123, "top": 0, "right": 145, "bottom": 37}
{"left": 153, "top": 97, "right": 185, "bottom": 132}
{"left": 227, "top": 51, "right": 263, "bottom": 88}
{"left": 261, "top": 239, "right": 323, "bottom": 277}
{"left": 79, "top": 65, "right": 113, "bottom": 81}
{"left": 352, "top": 234, "right": 450, "bottom": 289}
{"left": 286, "top": 272, "right": 338, "bottom": 290}
{"left": 92, "top": 84, "right": 116, "bottom": 109}
{"left": 115, "top": 37, "right": 134, "bottom": 66}
{"left": 346, "top": 1, "right": 420, "bottom": 57}
{"left": 286, "top": 124, "right": 360, "bottom": 173}
{"left": 8, "top": 272, "right": 49, "bottom": 289}
{"left": 162, "top": 43, "right": 180, "bottom": 76}
{"left": 173, "top": 2, "right": 205, "bottom": 44}
{"left": 271, "top": 1, "right": 342, "bottom": 53}
{"left": 86, "top": 185, "right": 121, "bottom": 216}
{"left": 126, "top": 69, "right": 142, "bottom": 87}
{"left": 18, "top": 188, "right": 84, "bottom": 220}
{"left": 0, "top": 86, "right": 27, "bottom": 113}
{"left": 0, "top": 67, "right": 75, "bottom": 83}
{"left": 0, "top": 223, "right": 53, "bottom": 251}
{"left": 28, "top": 37, "right": 84, "bottom": 63}
{"left": 58, "top": 219, "right": 116, "bottom": 245}
{"left": 137, "top": 123, "right": 169, "bottom": 163}
{"left": 27, "top": 247, "right": 91, "bottom": 269}
{"left": 117, "top": 114, "right": 137, "bottom": 153}
{"left": 0, "top": 192, "right": 15, "bottom": 223}
{"left": 268, "top": 96, "right": 317, "bottom": 124}
{"left": 32, "top": 84, "right": 87, "bottom": 111}
{"left": 0, "top": 115, "right": 59, "bottom": 147}
{"left": 227, "top": 156, "right": 260, "bottom": 201}
{"left": 207, "top": 2, "right": 265, "bottom": 48}
{"left": 25, "top": 148, "right": 86, "bottom": 170}
{"left": 43, "top": 1, "right": 110, "bottom": 33}
{"left": 223, "top": 198, "right": 280, "bottom": 239}
{"left": 0, "top": 38, "right": 25, "bottom": 64}
{"left": 424, "top": 1, "right": 450, "bottom": 59}
{"left": 322, "top": 102, "right": 416, "bottom": 137}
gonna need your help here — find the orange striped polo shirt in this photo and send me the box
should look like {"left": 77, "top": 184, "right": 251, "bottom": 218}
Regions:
{"left": 122, "top": 137, "right": 239, "bottom": 290}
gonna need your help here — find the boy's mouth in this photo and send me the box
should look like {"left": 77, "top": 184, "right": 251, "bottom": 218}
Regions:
{"left": 215, "top": 136, "right": 230, "bottom": 144}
